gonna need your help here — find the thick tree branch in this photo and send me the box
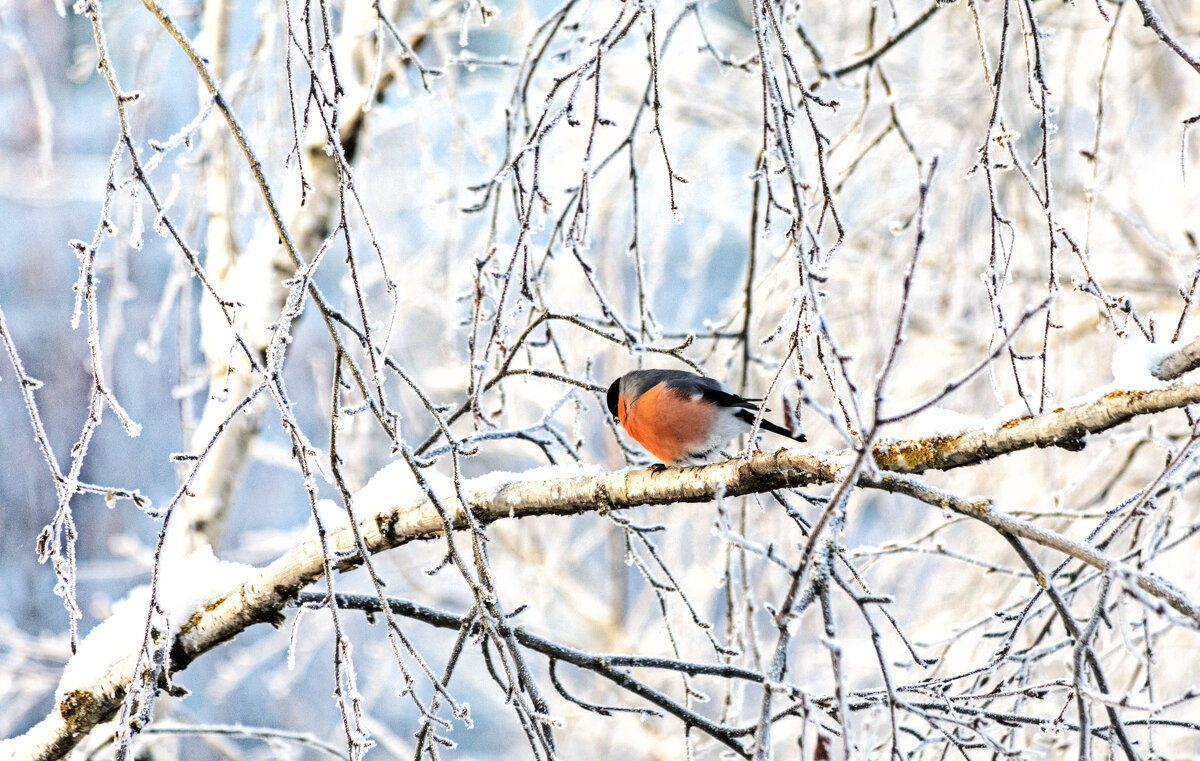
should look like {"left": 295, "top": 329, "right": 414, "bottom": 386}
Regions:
{"left": 9, "top": 375, "right": 1200, "bottom": 761}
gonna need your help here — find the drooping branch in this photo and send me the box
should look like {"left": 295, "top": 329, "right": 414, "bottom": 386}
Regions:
{"left": 865, "top": 472, "right": 1200, "bottom": 626}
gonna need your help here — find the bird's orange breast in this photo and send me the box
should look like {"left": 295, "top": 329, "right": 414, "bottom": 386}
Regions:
{"left": 620, "top": 383, "right": 717, "bottom": 463}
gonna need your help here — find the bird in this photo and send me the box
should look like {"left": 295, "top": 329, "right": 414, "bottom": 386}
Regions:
{"left": 607, "top": 369, "right": 806, "bottom": 466}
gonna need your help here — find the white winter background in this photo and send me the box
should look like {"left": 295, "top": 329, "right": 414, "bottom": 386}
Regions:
{"left": 2, "top": 0, "right": 1200, "bottom": 759}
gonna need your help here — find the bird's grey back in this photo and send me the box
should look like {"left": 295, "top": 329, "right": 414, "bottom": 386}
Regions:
{"left": 622, "top": 369, "right": 727, "bottom": 399}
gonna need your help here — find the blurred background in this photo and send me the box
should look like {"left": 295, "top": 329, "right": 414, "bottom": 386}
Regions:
{"left": 2, "top": 0, "right": 1200, "bottom": 757}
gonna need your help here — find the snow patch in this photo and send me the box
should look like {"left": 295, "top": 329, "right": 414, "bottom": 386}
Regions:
{"left": 157, "top": 545, "right": 256, "bottom": 621}
{"left": 1111, "top": 339, "right": 1174, "bottom": 390}
{"left": 303, "top": 497, "right": 353, "bottom": 537}
{"left": 55, "top": 546, "right": 255, "bottom": 701}
{"left": 352, "top": 460, "right": 453, "bottom": 515}
{"left": 901, "top": 407, "right": 983, "bottom": 439}
{"left": 462, "top": 463, "right": 603, "bottom": 500}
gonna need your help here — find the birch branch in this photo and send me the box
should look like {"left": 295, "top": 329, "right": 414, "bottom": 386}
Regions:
{"left": 874, "top": 381, "right": 1200, "bottom": 473}
{"left": 1153, "top": 334, "right": 1200, "bottom": 381}
{"left": 9, "top": 373, "right": 1200, "bottom": 761}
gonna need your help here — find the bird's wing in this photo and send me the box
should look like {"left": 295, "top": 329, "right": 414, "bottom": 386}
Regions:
{"left": 653, "top": 371, "right": 761, "bottom": 411}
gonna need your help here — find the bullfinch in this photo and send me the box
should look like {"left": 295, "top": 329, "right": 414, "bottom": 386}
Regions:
{"left": 607, "top": 369, "right": 806, "bottom": 466}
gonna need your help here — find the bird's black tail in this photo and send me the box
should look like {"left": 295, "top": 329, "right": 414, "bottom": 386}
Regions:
{"left": 735, "top": 410, "right": 806, "bottom": 442}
